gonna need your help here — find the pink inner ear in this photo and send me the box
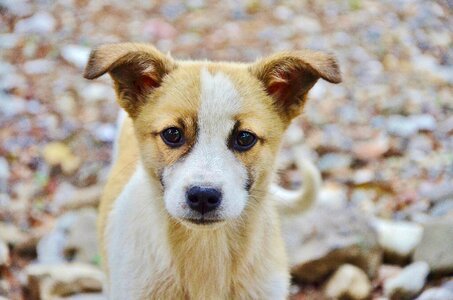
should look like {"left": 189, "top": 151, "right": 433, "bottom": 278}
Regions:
{"left": 267, "top": 81, "right": 288, "bottom": 96}
{"left": 267, "top": 69, "right": 290, "bottom": 97}
{"left": 136, "top": 74, "right": 160, "bottom": 92}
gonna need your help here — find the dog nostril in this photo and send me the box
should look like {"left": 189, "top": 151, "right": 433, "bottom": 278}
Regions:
{"left": 207, "top": 197, "right": 218, "bottom": 204}
{"left": 186, "top": 186, "right": 222, "bottom": 214}
{"left": 188, "top": 194, "right": 199, "bottom": 204}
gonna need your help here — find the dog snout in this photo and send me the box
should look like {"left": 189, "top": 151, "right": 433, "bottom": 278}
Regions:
{"left": 186, "top": 186, "right": 222, "bottom": 214}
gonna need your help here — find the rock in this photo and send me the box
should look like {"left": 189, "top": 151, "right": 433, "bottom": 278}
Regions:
{"left": 442, "top": 279, "right": 453, "bottom": 292}
{"left": 416, "top": 287, "right": 453, "bottom": 300}
{"left": 15, "top": 11, "right": 56, "bottom": 34}
{"left": 93, "top": 123, "right": 116, "bottom": 143}
{"left": 377, "top": 265, "right": 402, "bottom": 287}
{"left": 37, "top": 213, "right": 77, "bottom": 264}
{"left": 26, "top": 263, "right": 104, "bottom": 300}
{"left": 142, "top": 19, "right": 177, "bottom": 40}
{"left": 64, "top": 209, "right": 98, "bottom": 264}
{"left": 384, "top": 261, "right": 429, "bottom": 300}
{"left": 413, "top": 219, "right": 453, "bottom": 275}
{"left": 0, "top": 157, "right": 9, "bottom": 194}
{"left": 80, "top": 83, "right": 114, "bottom": 103}
{"left": 318, "top": 153, "right": 352, "bottom": 173}
{"left": 0, "top": 240, "right": 9, "bottom": 266}
{"left": 431, "top": 199, "right": 453, "bottom": 217}
{"left": 38, "top": 208, "right": 99, "bottom": 264}
{"left": 283, "top": 206, "right": 381, "bottom": 283}
{"left": 324, "top": 264, "right": 372, "bottom": 300}
{"left": 373, "top": 219, "right": 423, "bottom": 263}
{"left": 352, "top": 134, "right": 390, "bottom": 160}
{"left": 60, "top": 45, "right": 91, "bottom": 69}
{"left": 53, "top": 182, "right": 102, "bottom": 212}
{"left": 419, "top": 181, "right": 453, "bottom": 203}
{"left": 386, "top": 114, "right": 436, "bottom": 137}
{"left": 23, "top": 59, "right": 55, "bottom": 75}
{"left": 42, "top": 142, "right": 81, "bottom": 175}
{"left": 318, "top": 182, "right": 348, "bottom": 209}
{"left": 60, "top": 293, "right": 106, "bottom": 300}
{"left": 0, "top": 222, "right": 28, "bottom": 247}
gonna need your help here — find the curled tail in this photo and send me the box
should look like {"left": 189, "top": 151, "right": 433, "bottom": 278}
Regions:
{"left": 271, "top": 145, "right": 322, "bottom": 216}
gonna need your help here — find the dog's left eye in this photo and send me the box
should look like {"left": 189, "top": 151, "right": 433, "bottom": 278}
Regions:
{"left": 161, "top": 127, "right": 184, "bottom": 147}
{"left": 233, "top": 131, "right": 257, "bottom": 151}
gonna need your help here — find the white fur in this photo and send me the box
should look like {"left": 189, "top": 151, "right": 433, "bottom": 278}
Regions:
{"left": 162, "top": 69, "right": 248, "bottom": 221}
{"left": 107, "top": 164, "right": 174, "bottom": 299}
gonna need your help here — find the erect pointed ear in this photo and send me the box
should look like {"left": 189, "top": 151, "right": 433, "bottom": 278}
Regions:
{"left": 249, "top": 50, "right": 341, "bottom": 122}
{"left": 84, "top": 43, "right": 176, "bottom": 117}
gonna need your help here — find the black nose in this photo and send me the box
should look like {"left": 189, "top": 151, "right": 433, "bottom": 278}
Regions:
{"left": 186, "top": 186, "right": 222, "bottom": 214}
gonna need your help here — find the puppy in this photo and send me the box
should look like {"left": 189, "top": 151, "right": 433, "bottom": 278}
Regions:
{"left": 84, "top": 43, "right": 341, "bottom": 299}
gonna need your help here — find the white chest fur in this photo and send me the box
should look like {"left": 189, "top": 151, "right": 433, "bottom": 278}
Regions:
{"left": 106, "top": 165, "right": 176, "bottom": 299}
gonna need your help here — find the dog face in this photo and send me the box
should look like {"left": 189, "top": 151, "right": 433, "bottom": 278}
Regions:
{"left": 84, "top": 43, "right": 341, "bottom": 226}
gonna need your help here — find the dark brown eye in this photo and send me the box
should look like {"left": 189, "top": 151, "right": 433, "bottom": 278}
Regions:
{"left": 161, "top": 127, "right": 184, "bottom": 147}
{"left": 234, "top": 131, "right": 257, "bottom": 151}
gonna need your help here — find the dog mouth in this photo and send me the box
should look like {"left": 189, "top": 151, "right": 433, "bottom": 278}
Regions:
{"left": 184, "top": 218, "right": 223, "bottom": 225}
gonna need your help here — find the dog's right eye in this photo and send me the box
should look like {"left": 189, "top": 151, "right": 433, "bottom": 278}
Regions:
{"left": 161, "top": 127, "right": 184, "bottom": 147}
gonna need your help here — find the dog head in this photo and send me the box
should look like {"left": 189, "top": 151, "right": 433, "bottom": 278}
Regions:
{"left": 84, "top": 43, "right": 341, "bottom": 227}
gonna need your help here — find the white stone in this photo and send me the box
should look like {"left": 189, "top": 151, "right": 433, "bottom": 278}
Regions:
{"left": 15, "top": 11, "right": 56, "bottom": 34}
{"left": 373, "top": 219, "right": 423, "bottom": 260}
{"left": 416, "top": 287, "right": 453, "bottom": 300}
{"left": 0, "top": 240, "right": 9, "bottom": 266}
{"left": 324, "top": 264, "right": 372, "bottom": 300}
{"left": 60, "top": 45, "right": 91, "bottom": 69}
{"left": 384, "top": 261, "right": 429, "bottom": 299}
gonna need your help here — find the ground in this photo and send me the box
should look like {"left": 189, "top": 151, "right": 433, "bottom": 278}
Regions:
{"left": 0, "top": 0, "right": 452, "bottom": 299}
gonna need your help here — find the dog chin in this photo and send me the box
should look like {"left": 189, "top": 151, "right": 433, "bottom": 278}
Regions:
{"left": 180, "top": 217, "right": 226, "bottom": 229}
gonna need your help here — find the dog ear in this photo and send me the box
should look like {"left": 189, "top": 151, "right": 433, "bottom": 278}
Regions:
{"left": 250, "top": 50, "right": 341, "bottom": 121}
{"left": 84, "top": 43, "right": 176, "bottom": 117}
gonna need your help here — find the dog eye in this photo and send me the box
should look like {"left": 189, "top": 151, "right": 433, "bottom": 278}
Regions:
{"left": 161, "top": 127, "right": 184, "bottom": 147}
{"left": 234, "top": 131, "right": 257, "bottom": 151}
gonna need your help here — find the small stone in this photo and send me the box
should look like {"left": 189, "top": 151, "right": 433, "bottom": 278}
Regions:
{"left": 142, "top": 19, "right": 177, "bottom": 40}
{"left": 61, "top": 293, "right": 106, "bottom": 300}
{"left": 80, "top": 83, "right": 114, "bottom": 102}
{"left": 15, "top": 11, "right": 56, "bottom": 34}
{"left": 38, "top": 208, "right": 99, "bottom": 264}
{"left": 26, "top": 263, "right": 104, "bottom": 299}
{"left": 386, "top": 114, "right": 437, "bottom": 137}
{"left": 318, "top": 153, "right": 352, "bottom": 172}
{"left": 413, "top": 219, "right": 453, "bottom": 275}
{"left": 384, "top": 261, "right": 429, "bottom": 299}
{"left": 64, "top": 208, "right": 98, "bottom": 264}
{"left": 23, "top": 59, "right": 55, "bottom": 75}
{"left": 93, "top": 123, "right": 116, "bottom": 143}
{"left": 373, "top": 219, "right": 423, "bottom": 263}
{"left": 419, "top": 181, "right": 453, "bottom": 203}
{"left": 352, "top": 134, "right": 390, "bottom": 160}
{"left": 0, "top": 222, "right": 28, "bottom": 247}
{"left": 42, "top": 142, "right": 81, "bottom": 175}
{"left": 318, "top": 182, "right": 348, "bottom": 209}
{"left": 60, "top": 45, "right": 91, "bottom": 69}
{"left": 293, "top": 16, "right": 321, "bottom": 34}
{"left": 0, "top": 157, "right": 10, "bottom": 192}
{"left": 284, "top": 206, "right": 381, "bottom": 283}
{"left": 431, "top": 199, "right": 453, "bottom": 217}
{"left": 0, "top": 240, "right": 9, "bottom": 266}
{"left": 324, "top": 264, "right": 372, "bottom": 300}
{"left": 416, "top": 287, "right": 453, "bottom": 300}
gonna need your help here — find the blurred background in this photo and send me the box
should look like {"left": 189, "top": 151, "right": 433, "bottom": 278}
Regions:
{"left": 0, "top": 0, "right": 452, "bottom": 299}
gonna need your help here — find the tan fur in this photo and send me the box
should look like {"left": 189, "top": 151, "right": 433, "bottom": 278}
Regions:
{"left": 85, "top": 43, "right": 341, "bottom": 299}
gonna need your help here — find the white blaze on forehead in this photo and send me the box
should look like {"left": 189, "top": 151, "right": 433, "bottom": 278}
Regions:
{"left": 199, "top": 68, "right": 241, "bottom": 139}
